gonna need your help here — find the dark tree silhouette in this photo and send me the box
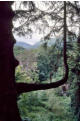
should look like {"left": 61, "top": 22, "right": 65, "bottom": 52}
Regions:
{"left": 0, "top": 2, "right": 21, "bottom": 121}
{"left": 0, "top": 2, "right": 68, "bottom": 121}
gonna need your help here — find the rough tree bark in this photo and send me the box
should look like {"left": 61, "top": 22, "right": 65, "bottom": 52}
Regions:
{"left": 0, "top": 1, "right": 68, "bottom": 121}
{"left": 0, "top": 2, "right": 21, "bottom": 121}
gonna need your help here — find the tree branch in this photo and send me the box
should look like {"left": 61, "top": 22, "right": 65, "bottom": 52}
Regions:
{"left": 67, "top": 2, "right": 80, "bottom": 15}
{"left": 16, "top": 72, "right": 68, "bottom": 94}
{"left": 16, "top": 1, "right": 68, "bottom": 94}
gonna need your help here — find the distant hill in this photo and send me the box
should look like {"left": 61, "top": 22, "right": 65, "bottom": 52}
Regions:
{"left": 32, "top": 41, "right": 41, "bottom": 48}
{"left": 14, "top": 38, "right": 59, "bottom": 50}
{"left": 15, "top": 41, "right": 41, "bottom": 49}
{"left": 15, "top": 42, "right": 33, "bottom": 49}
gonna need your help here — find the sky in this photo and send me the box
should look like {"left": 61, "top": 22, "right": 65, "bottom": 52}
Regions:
{"left": 12, "top": 2, "right": 41, "bottom": 45}
{"left": 12, "top": 1, "right": 79, "bottom": 45}
{"left": 12, "top": 2, "right": 55, "bottom": 45}
{"left": 13, "top": 33, "right": 42, "bottom": 45}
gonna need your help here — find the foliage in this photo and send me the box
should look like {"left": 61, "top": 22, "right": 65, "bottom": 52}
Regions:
{"left": 37, "top": 40, "right": 63, "bottom": 82}
{"left": 30, "top": 69, "right": 40, "bottom": 83}
{"left": 14, "top": 46, "right": 25, "bottom": 57}
{"left": 14, "top": 36, "right": 80, "bottom": 121}
{"left": 15, "top": 50, "right": 72, "bottom": 121}
{"left": 14, "top": 46, "right": 38, "bottom": 83}
{"left": 37, "top": 49, "right": 50, "bottom": 81}
{"left": 12, "top": 1, "right": 80, "bottom": 41}
{"left": 17, "top": 89, "right": 74, "bottom": 121}
{"left": 15, "top": 66, "right": 32, "bottom": 83}
{"left": 67, "top": 41, "right": 80, "bottom": 121}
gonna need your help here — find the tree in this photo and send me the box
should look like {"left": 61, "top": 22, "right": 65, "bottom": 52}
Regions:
{"left": 37, "top": 49, "right": 50, "bottom": 81}
{"left": 0, "top": 1, "right": 75, "bottom": 121}
{"left": 0, "top": 2, "right": 21, "bottom": 121}
{"left": 14, "top": 2, "right": 80, "bottom": 121}
{"left": 37, "top": 41, "right": 63, "bottom": 82}
{"left": 66, "top": 2, "right": 80, "bottom": 121}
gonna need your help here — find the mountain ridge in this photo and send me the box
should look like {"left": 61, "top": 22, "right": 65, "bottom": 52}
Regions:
{"left": 15, "top": 38, "right": 57, "bottom": 49}
{"left": 15, "top": 41, "right": 40, "bottom": 49}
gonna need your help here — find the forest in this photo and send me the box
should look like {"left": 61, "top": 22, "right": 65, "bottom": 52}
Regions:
{"left": 0, "top": 1, "right": 80, "bottom": 121}
{"left": 14, "top": 35, "right": 79, "bottom": 121}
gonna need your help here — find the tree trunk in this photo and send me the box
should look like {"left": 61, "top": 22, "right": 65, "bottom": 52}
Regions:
{"left": 0, "top": 2, "right": 21, "bottom": 121}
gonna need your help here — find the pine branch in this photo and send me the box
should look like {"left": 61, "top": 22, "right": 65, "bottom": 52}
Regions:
{"left": 16, "top": 2, "right": 68, "bottom": 94}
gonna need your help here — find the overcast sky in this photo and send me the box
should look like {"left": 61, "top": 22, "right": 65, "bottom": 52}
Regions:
{"left": 12, "top": 2, "right": 79, "bottom": 45}
{"left": 12, "top": 2, "right": 54, "bottom": 45}
{"left": 13, "top": 33, "right": 42, "bottom": 45}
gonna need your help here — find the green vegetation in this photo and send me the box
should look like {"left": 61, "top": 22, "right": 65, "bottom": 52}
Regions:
{"left": 17, "top": 90, "right": 74, "bottom": 121}
{"left": 15, "top": 65, "right": 73, "bottom": 121}
{"left": 37, "top": 41, "right": 63, "bottom": 82}
{"left": 67, "top": 41, "right": 80, "bottom": 121}
{"left": 14, "top": 38, "right": 79, "bottom": 121}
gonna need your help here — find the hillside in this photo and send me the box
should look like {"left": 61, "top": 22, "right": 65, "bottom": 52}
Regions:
{"left": 14, "top": 46, "right": 38, "bottom": 73}
{"left": 15, "top": 41, "right": 41, "bottom": 49}
{"left": 14, "top": 38, "right": 57, "bottom": 50}
{"left": 14, "top": 45, "right": 74, "bottom": 121}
